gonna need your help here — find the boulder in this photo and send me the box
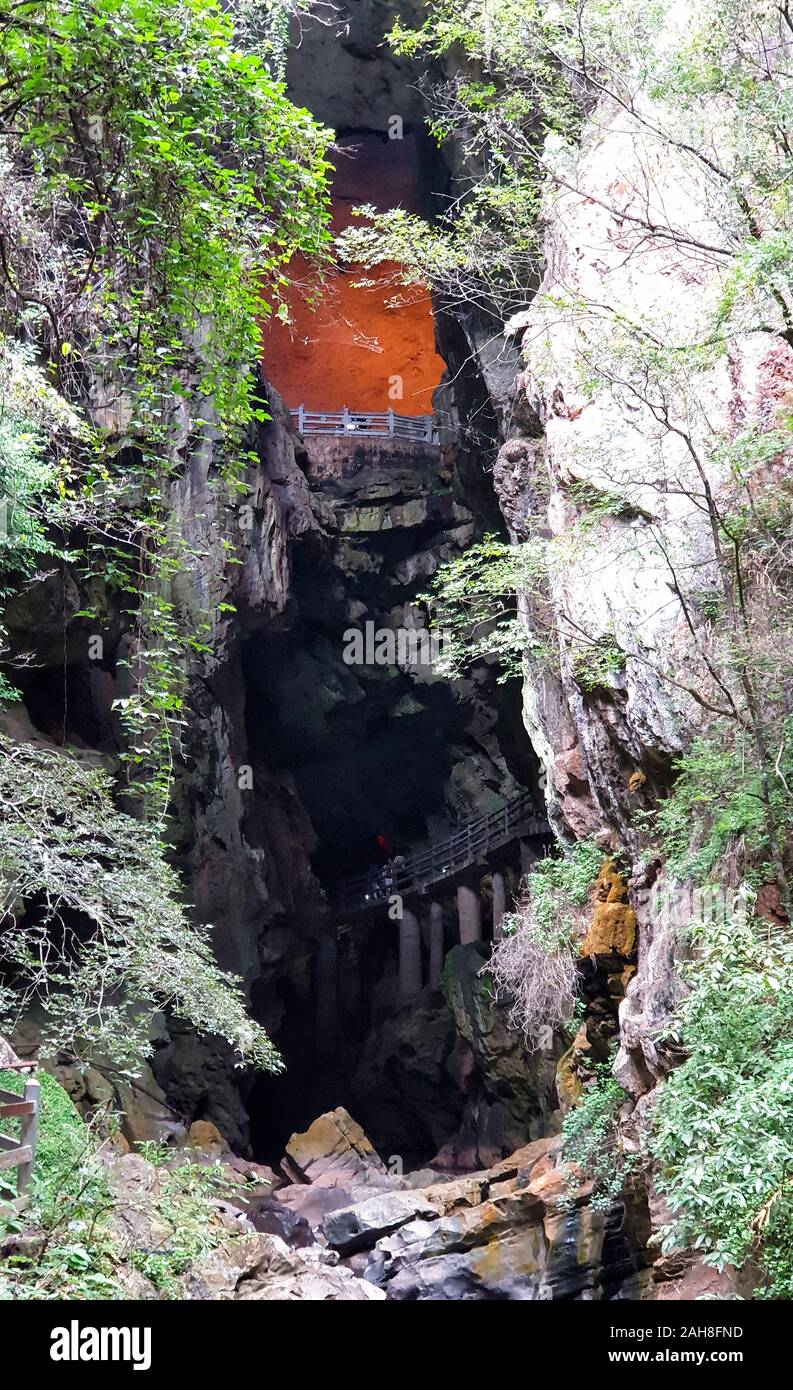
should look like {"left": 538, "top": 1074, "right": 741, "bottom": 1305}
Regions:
{"left": 112, "top": 1065, "right": 187, "bottom": 1148}
{"left": 277, "top": 1182, "right": 362, "bottom": 1230}
{"left": 103, "top": 1152, "right": 248, "bottom": 1254}
{"left": 248, "top": 1196, "right": 314, "bottom": 1249}
{"left": 281, "top": 1107, "right": 389, "bottom": 1188}
{"left": 222, "top": 1154, "right": 281, "bottom": 1191}
{"left": 382, "top": 1227, "right": 549, "bottom": 1301}
{"left": 0, "top": 1034, "right": 29, "bottom": 1071}
{"left": 418, "top": 1175, "right": 489, "bottom": 1216}
{"left": 321, "top": 1191, "right": 442, "bottom": 1254}
{"left": 187, "top": 1120, "right": 228, "bottom": 1156}
{"left": 366, "top": 1189, "right": 547, "bottom": 1299}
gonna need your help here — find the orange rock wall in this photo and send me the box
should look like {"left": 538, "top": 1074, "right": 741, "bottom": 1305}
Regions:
{"left": 260, "top": 134, "right": 445, "bottom": 415}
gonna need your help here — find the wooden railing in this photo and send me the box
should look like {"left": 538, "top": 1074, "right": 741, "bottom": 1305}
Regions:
{"left": 0, "top": 1074, "right": 40, "bottom": 1212}
{"left": 328, "top": 790, "right": 551, "bottom": 919}
{"left": 291, "top": 406, "right": 439, "bottom": 445}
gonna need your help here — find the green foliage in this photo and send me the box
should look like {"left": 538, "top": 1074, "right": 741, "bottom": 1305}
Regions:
{"left": 0, "top": 1069, "right": 90, "bottom": 1214}
{"left": 421, "top": 534, "right": 549, "bottom": 682}
{"left": 571, "top": 631, "right": 626, "bottom": 693}
{"left": 342, "top": 0, "right": 793, "bottom": 354}
{"left": 0, "top": 0, "right": 332, "bottom": 428}
{"left": 230, "top": 1, "right": 319, "bottom": 78}
{"left": 0, "top": 1068, "right": 123, "bottom": 1300}
{"left": 424, "top": 533, "right": 628, "bottom": 694}
{"left": 0, "top": 1072, "right": 236, "bottom": 1300}
{"left": 0, "top": 338, "right": 80, "bottom": 700}
{"left": 651, "top": 730, "right": 792, "bottom": 886}
{"left": 562, "top": 1062, "right": 631, "bottom": 1212}
{"left": 502, "top": 837, "right": 604, "bottom": 949}
{"left": 0, "top": 0, "right": 333, "bottom": 816}
{"left": 0, "top": 341, "right": 67, "bottom": 580}
{"left": 759, "top": 1191, "right": 793, "bottom": 1302}
{"left": 567, "top": 479, "right": 636, "bottom": 526}
{"left": 0, "top": 734, "right": 281, "bottom": 1072}
{"left": 339, "top": 1, "right": 575, "bottom": 323}
{"left": 651, "top": 887, "right": 793, "bottom": 1294}
{"left": 124, "top": 1151, "right": 232, "bottom": 1297}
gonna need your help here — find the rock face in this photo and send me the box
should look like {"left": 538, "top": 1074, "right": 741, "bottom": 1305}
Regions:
{"left": 11, "top": 1, "right": 776, "bottom": 1301}
{"left": 436, "top": 943, "right": 560, "bottom": 1168}
{"left": 0, "top": 2, "right": 547, "bottom": 1185}
{"left": 486, "top": 11, "right": 793, "bottom": 1292}
{"left": 501, "top": 89, "right": 793, "bottom": 854}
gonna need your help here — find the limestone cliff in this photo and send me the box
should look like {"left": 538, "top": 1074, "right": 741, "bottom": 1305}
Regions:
{"left": 486, "top": 7, "right": 793, "bottom": 1294}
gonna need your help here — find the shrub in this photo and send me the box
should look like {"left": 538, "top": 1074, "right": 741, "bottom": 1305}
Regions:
{"left": 488, "top": 923, "right": 578, "bottom": 1049}
{"left": 652, "top": 733, "right": 792, "bottom": 886}
{"left": 562, "top": 1063, "right": 630, "bottom": 1211}
{"left": 419, "top": 535, "right": 549, "bottom": 682}
{"left": 488, "top": 839, "right": 602, "bottom": 1047}
{"left": 571, "top": 633, "right": 626, "bottom": 693}
{"left": 651, "top": 886, "right": 793, "bottom": 1295}
{"left": 0, "top": 337, "right": 78, "bottom": 702}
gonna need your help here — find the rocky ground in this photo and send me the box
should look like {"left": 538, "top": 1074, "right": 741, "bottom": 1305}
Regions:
{"left": 84, "top": 1105, "right": 653, "bottom": 1301}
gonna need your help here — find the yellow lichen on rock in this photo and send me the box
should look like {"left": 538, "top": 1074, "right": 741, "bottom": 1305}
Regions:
{"left": 555, "top": 1021, "right": 594, "bottom": 1113}
{"left": 579, "top": 858, "right": 637, "bottom": 957}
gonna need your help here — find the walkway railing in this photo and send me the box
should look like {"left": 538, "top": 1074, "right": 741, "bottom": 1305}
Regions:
{"left": 0, "top": 1073, "right": 40, "bottom": 1213}
{"left": 291, "top": 406, "right": 439, "bottom": 445}
{"left": 328, "top": 790, "right": 551, "bottom": 920}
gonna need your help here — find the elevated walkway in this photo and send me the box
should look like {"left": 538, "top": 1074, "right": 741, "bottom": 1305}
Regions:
{"left": 328, "top": 790, "right": 551, "bottom": 920}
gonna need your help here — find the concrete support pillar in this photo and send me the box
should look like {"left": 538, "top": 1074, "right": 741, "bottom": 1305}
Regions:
{"left": 492, "top": 870, "right": 506, "bottom": 941}
{"left": 429, "top": 900, "right": 444, "bottom": 990}
{"left": 315, "top": 929, "right": 338, "bottom": 1051}
{"left": 457, "top": 880, "right": 482, "bottom": 945}
{"left": 398, "top": 907, "right": 422, "bottom": 1005}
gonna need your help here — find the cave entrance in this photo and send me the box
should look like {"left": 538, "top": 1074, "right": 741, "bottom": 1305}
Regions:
{"left": 238, "top": 6, "right": 545, "bottom": 1172}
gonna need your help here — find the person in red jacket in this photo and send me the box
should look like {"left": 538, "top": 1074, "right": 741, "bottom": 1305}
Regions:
{"left": 373, "top": 833, "right": 393, "bottom": 863}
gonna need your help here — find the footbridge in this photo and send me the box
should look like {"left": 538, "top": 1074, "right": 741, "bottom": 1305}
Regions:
{"left": 320, "top": 790, "right": 551, "bottom": 1012}
{"left": 328, "top": 790, "right": 551, "bottom": 921}
{"left": 291, "top": 405, "right": 439, "bottom": 446}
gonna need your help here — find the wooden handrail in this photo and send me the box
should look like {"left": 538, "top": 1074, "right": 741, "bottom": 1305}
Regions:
{"left": 328, "top": 790, "right": 551, "bottom": 919}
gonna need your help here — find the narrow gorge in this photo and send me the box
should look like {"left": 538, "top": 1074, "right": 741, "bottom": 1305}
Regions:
{"left": 0, "top": 0, "right": 791, "bottom": 1321}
